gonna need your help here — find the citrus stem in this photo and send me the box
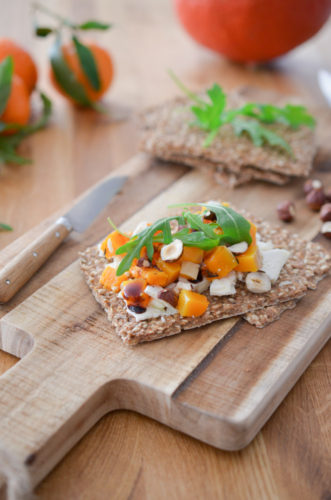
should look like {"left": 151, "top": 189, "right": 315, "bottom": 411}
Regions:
{"left": 32, "top": 2, "right": 75, "bottom": 28}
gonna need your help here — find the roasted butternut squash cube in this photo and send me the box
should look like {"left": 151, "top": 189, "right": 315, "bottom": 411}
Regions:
{"left": 204, "top": 246, "right": 237, "bottom": 278}
{"left": 249, "top": 222, "right": 257, "bottom": 246}
{"left": 180, "top": 246, "right": 204, "bottom": 264}
{"left": 234, "top": 223, "right": 260, "bottom": 272}
{"left": 177, "top": 290, "right": 209, "bottom": 317}
{"left": 100, "top": 266, "right": 130, "bottom": 292}
{"left": 139, "top": 267, "right": 169, "bottom": 287}
{"left": 235, "top": 245, "right": 261, "bottom": 272}
{"left": 100, "top": 230, "right": 130, "bottom": 259}
{"left": 157, "top": 260, "right": 181, "bottom": 284}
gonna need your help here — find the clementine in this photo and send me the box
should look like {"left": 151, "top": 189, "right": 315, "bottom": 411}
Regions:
{"left": 174, "top": 0, "right": 331, "bottom": 62}
{"left": 0, "top": 38, "right": 38, "bottom": 93}
{"left": 50, "top": 41, "right": 113, "bottom": 103}
{"left": 0, "top": 74, "right": 30, "bottom": 132}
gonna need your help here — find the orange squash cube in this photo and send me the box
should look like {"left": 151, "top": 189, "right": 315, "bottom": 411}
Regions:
{"left": 156, "top": 260, "right": 181, "bottom": 284}
{"left": 235, "top": 245, "right": 261, "bottom": 272}
{"left": 248, "top": 222, "right": 257, "bottom": 246}
{"left": 139, "top": 267, "right": 169, "bottom": 287}
{"left": 235, "top": 223, "right": 260, "bottom": 273}
{"left": 100, "top": 266, "right": 130, "bottom": 292}
{"left": 180, "top": 246, "right": 204, "bottom": 264}
{"left": 100, "top": 230, "right": 130, "bottom": 259}
{"left": 177, "top": 290, "right": 209, "bottom": 317}
{"left": 204, "top": 246, "right": 237, "bottom": 278}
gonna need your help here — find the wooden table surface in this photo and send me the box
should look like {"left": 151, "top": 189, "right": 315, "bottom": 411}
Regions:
{"left": 1, "top": 1, "right": 330, "bottom": 498}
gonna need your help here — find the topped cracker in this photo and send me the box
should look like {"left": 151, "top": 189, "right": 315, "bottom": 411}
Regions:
{"left": 139, "top": 90, "right": 316, "bottom": 185}
{"left": 80, "top": 207, "right": 330, "bottom": 345}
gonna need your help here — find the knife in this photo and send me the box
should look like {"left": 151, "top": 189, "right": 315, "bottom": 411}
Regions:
{"left": 0, "top": 175, "right": 127, "bottom": 303}
{"left": 318, "top": 69, "right": 331, "bottom": 107}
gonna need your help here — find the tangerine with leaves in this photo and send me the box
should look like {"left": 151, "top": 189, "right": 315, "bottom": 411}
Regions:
{"left": 0, "top": 38, "right": 37, "bottom": 94}
{"left": 0, "top": 74, "right": 30, "bottom": 131}
{"left": 50, "top": 41, "right": 113, "bottom": 104}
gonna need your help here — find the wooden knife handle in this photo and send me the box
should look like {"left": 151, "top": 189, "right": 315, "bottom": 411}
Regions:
{"left": 0, "top": 218, "right": 71, "bottom": 303}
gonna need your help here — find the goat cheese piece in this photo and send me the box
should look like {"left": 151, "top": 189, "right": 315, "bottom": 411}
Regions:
{"left": 210, "top": 271, "right": 236, "bottom": 296}
{"left": 259, "top": 248, "right": 290, "bottom": 283}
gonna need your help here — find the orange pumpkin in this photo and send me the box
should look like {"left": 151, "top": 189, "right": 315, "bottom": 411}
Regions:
{"left": 174, "top": 0, "right": 331, "bottom": 62}
{"left": 177, "top": 290, "right": 209, "bottom": 317}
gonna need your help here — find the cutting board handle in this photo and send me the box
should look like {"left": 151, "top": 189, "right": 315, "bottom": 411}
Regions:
{"left": 0, "top": 345, "right": 113, "bottom": 498}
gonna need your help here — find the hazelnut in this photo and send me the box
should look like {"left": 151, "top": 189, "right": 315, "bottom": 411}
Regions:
{"left": 305, "top": 188, "right": 326, "bottom": 211}
{"left": 303, "top": 178, "right": 322, "bottom": 195}
{"left": 325, "top": 189, "right": 331, "bottom": 203}
{"left": 320, "top": 203, "right": 331, "bottom": 222}
{"left": 277, "top": 201, "right": 295, "bottom": 222}
{"left": 321, "top": 221, "right": 331, "bottom": 239}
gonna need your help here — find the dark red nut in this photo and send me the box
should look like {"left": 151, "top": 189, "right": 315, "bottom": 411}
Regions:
{"left": 158, "top": 289, "right": 178, "bottom": 307}
{"left": 305, "top": 188, "right": 326, "bottom": 211}
{"left": 321, "top": 222, "right": 331, "bottom": 239}
{"left": 277, "top": 200, "right": 295, "bottom": 222}
{"left": 320, "top": 203, "right": 331, "bottom": 222}
{"left": 303, "top": 179, "right": 322, "bottom": 195}
{"left": 325, "top": 189, "right": 331, "bottom": 203}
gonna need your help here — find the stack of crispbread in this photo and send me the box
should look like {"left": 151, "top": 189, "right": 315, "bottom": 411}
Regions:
{"left": 80, "top": 211, "right": 331, "bottom": 345}
{"left": 138, "top": 89, "right": 317, "bottom": 187}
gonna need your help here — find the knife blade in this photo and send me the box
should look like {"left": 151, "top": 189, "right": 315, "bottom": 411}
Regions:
{"left": 0, "top": 175, "right": 127, "bottom": 303}
{"left": 318, "top": 69, "right": 331, "bottom": 107}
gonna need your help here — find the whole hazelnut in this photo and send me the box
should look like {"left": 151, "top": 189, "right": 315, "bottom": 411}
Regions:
{"left": 277, "top": 201, "right": 295, "bottom": 222}
{"left": 325, "top": 189, "right": 331, "bottom": 203}
{"left": 321, "top": 221, "right": 331, "bottom": 239}
{"left": 320, "top": 203, "right": 331, "bottom": 222}
{"left": 305, "top": 188, "right": 326, "bottom": 211}
{"left": 303, "top": 178, "right": 323, "bottom": 195}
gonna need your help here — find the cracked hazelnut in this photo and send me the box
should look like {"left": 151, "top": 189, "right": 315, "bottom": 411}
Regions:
{"left": 277, "top": 201, "right": 295, "bottom": 222}
{"left": 320, "top": 203, "right": 331, "bottom": 222}
{"left": 303, "top": 179, "right": 322, "bottom": 195}
{"left": 325, "top": 189, "right": 331, "bottom": 203}
{"left": 305, "top": 188, "right": 326, "bottom": 211}
{"left": 321, "top": 221, "right": 331, "bottom": 239}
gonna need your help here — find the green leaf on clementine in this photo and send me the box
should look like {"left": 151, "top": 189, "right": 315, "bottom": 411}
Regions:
{"left": 0, "top": 56, "right": 14, "bottom": 116}
{"left": 50, "top": 37, "right": 92, "bottom": 106}
{"left": 78, "top": 20, "right": 112, "bottom": 31}
{"left": 72, "top": 35, "right": 101, "bottom": 91}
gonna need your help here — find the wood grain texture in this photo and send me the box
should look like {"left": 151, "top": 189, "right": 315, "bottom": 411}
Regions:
{"left": 0, "top": 0, "right": 330, "bottom": 498}
{"left": 0, "top": 162, "right": 330, "bottom": 496}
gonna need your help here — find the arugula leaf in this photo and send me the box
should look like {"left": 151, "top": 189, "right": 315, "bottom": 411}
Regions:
{"left": 232, "top": 118, "right": 292, "bottom": 155}
{"left": 115, "top": 217, "right": 183, "bottom": 276}
{"left": 72, "top": 36, "right": 101, "bottom": 91}
{"left": 114, "top": 203, "right": 253, "bottom": 276}
{"left": 171, "top": 202, "right": 252, "bottom": 246}
{"left": 0, "top": 56, "right": 13, "bottom": 116}
{"left": 184, "top": 212, "right": 218, "bottom": 239}
{"left": 170, "top": 73, "right": 316, "bottom": 155}
{"left": 0, "top": 223, "right": 13, "bottom": 231}
{"left": 176, "top": 231, "right": 220, "bottom": 250}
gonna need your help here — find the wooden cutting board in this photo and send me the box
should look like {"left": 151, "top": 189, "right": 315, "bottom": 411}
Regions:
{"left": 0, "top": 158, "right": 330, "bottom": 494}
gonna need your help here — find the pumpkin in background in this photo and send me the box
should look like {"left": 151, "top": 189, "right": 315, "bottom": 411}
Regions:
{"left": 174, "top": 0, "right": 331, "bottom": 62}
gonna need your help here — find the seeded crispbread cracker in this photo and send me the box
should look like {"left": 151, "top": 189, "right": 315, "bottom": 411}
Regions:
{"left": 80, "top": 212, "right": 331, "bottom": 345}
{"left": 244, "top": 300, "right": 298, "bottom": 328}
{"left": 138, "top": 91, "right": 316, "bottom": 185}
{"left": 165, "top": 154, "right": 289, "bottom": 187}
